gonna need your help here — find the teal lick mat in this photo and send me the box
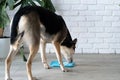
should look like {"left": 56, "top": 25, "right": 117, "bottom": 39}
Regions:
{"left": 50, "top": 60, "right": 75, "bottom": 68}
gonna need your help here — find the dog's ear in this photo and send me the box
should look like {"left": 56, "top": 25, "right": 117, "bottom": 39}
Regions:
{"left": 72, "top": 38, "right": 77, "bottom": 44}
{"left": 72, "top": 38, "right": 77, "bottom": 51}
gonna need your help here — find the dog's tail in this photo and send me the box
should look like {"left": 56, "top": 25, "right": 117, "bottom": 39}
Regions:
{"left": 10, "top": 11, "right": 24, "bottom": 45}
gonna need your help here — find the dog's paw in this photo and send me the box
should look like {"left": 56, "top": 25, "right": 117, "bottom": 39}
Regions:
{"left": 62, "top": 68, "right": 69, "bottom": 72}
{"left": 32, "top": 77, "right": 36, "bottom": 80}
{"left": 5, "top": 78, "right": 12, "bottom": 80}
{"left": 32, "top": 77, "right": 39, "bottom": 80}
{"left": 44, "top": 64, "right": 50, "bottom": 69}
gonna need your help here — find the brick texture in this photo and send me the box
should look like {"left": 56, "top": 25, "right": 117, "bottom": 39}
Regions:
{"left": 52, "top": 0, "right": 120, "bottom": 54}
{"left": 6, "top": 0, "right": 120, "bottom": 54}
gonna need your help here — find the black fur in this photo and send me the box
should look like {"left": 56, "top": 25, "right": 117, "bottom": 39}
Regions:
{"left": 11, "top": 6, "right": 73, "bottom": 48}
{"left": 61, "top": 30, "right": 73, "bottom": 48}
{"left": 10, "top": 13, "right": 21, "bottom": 44}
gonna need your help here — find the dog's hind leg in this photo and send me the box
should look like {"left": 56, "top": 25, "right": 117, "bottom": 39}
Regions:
{"left": 5, "top": 44, "right": 21, "bottom": 80}
{"left": 5, "top": 32, "right": 24, "bottom": 80}
{"left": 40, "top": 39, "right": 50, "bottom": 69}
{"left": 26, "top": 44, "right": 39, "bottom": 80}
{"left": 52, "top": 42, "right": 68, "bottom": 72}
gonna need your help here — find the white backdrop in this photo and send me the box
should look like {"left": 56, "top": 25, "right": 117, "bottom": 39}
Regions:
{"left": 5, "top": 0, "right": 120, "bottom": 54}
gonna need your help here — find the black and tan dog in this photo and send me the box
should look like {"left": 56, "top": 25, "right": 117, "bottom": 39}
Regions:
{"left": 5, "top": 6, "right": 77, "bottom": 80}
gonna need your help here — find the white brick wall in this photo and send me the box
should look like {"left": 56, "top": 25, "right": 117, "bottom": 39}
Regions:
{"left": 5, "top": 0, "right": 120, "bottom": 54}
{"left": 52, "top": 0, "right": 120, "bottom": 54}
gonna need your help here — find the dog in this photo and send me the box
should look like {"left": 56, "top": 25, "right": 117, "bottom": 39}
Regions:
{"left": 5, "top": 6, "right": 77, "bottom": 80}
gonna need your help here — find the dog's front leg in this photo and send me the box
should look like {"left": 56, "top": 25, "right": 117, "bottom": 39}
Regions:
{"left": 40, "top": 39, "right": 49, "bottom": 69}
{"left": 53, "top": 42, "right": 68, "bottom": 72}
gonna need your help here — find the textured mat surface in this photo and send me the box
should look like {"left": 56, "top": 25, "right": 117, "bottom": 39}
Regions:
{"left": 50, "top": 60, "right": 75, "bottom": 68}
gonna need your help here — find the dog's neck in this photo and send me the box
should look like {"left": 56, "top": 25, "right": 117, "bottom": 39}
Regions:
{"left": 61, "top": 30, "right": 73, "bottom": 48}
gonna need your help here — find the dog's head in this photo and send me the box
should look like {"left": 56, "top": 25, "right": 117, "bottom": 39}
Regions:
{"left": 61, "top": 38, "right": 77, "bottom": 63}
